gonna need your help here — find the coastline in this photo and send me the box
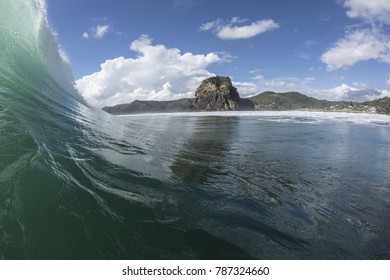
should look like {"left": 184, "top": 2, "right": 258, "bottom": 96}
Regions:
{"left": 115, "top": 110, "right": 390, "bottom": 127}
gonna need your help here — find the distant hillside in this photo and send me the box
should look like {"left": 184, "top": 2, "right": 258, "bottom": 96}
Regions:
{"left": 102, "top": 93, "right": 390, "bottom": 115}
{"left": 362, "top": 97, "right": 390, "bottom": 114}
{"left": 102, "top": 98, "right": 194, "bottom": 115}
{"left": 102, "top": 77, "right": 390, "bottom": 115}
{"left": 248, "top": 91, "right": 390, "bottom": 114}
{"left": 249, "top": 91, "right": 332, "bottom": 110}
{"left": 103, "top": 76, "right": 255, "bottom": 114}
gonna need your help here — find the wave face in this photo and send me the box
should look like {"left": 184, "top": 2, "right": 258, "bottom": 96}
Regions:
{"left": 1, "top": 0, "right": 390, "bottom": 260}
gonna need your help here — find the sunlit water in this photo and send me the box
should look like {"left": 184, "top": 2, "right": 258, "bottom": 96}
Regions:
{"left": 107, "top": 111, "right": 390, "bottom": 259}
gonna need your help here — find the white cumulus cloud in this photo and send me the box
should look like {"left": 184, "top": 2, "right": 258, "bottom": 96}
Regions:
{"left": 200, "top": 17, "right": 279, "bottom": 40}
{"left": 314, "top": 83, "right": 390, "bottom": 101}
{"left": 240, "top": 73, "right": 390, "bottom": 102}
{"left": 75, "top": 35, "right": 223, "bottom": 107}
{"left": 82, "top": 24, "right": 111, "bottom": 40}
{"left": 321, "top": 28, "right": 390, "bottom": 70}
{"left": 228, "top": 75, "right": 317, "bottom": 99}
{"left": 321, "top": 1, "right": 390, "bottom": 72}
{"left": 233, "top": 81, "right": 261, "bottom": 97}
{"left": 343, "top": 0, "right": 390, "bottom": 24}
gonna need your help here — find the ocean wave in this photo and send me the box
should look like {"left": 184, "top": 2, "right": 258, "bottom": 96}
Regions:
{"left": 1, "top": 0, "right": 389, "bottom": 260}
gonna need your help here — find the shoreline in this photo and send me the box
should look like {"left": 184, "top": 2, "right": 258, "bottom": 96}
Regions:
{"left": 115, "top": 109, "right": 390, "bottom": 119}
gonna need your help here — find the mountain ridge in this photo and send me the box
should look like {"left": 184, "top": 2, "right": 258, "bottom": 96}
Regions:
{"left": 102, "top": 91, "right": 390, "bottom": 115}
{"left": 102, "top": 76, "right": 390, "bottom": 115}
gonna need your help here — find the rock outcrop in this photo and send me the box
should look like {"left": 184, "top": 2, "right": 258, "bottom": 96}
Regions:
{"left": 102, "top": 76, "right": 255, "bottom": 114}
{"left": 102, "top": 89, "right": 390, "bottom": 115}
{"left": 238, "top": 98, "right": 256, "bottom": 111}
{"left": 192, "top": 76, "right": 241, "bottom": 111}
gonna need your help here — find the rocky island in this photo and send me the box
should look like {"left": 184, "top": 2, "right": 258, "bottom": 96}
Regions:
{"left": 102, "top": 76, "right": 390, "bottom": 115}
{"left": 191, "top": 76, "right": 255, "bottom": 111}
{"left": 102, "top": 76, "right": 255, "bottom": 114}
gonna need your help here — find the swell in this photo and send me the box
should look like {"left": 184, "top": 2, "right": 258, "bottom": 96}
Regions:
{"left": 0, "top": 0, "right": 248, "bottom": 259}
{"left": 2, "top": 0, "right": 389, "bottom": 260}
{"left": 0, "top": 0, "right": 126, "bottom": 259}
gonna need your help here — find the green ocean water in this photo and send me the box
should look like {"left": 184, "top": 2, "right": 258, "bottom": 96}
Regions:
{"left": 1, "top": 0, "right": 390, "bottom": 260}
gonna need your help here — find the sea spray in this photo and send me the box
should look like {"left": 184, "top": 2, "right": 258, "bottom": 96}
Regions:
{"left": 0, "top": 0, "right": 84, "bottom": 105}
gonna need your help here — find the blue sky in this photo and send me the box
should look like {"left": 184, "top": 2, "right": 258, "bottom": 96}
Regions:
{"left": 46, "top": 0, "right": 390, "bottom": 107}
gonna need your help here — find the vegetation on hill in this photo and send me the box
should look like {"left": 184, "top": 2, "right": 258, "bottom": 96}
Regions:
{"left": 249, "top": 91, "right": 330, "bottom": 110}
{"left": 102, "top": 98, "right": 193, "bottom": 115}
{"left": 362, "top": 97, "right": 390, "bottom": 114}
{"left": 102, "top": 77, "right": 390, "bottom": 115}
{"left": 249, "top": 91, "right": 390, "bottom": 114}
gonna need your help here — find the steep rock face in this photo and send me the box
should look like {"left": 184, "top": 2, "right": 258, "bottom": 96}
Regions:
{"left": 238, "top": 98, "right": 255, "bottom": 111}
{"left": 192, "top": 76, "right": 241, "bottom": 111}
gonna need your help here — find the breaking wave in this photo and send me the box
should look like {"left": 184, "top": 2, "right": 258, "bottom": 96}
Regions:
{"left": 1, "top": 0, "right": 389, "bottom": 260}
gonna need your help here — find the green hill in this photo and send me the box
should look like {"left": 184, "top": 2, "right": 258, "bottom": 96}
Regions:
{"left": 249, "top": 91, "right": 331, "bottom": 110}
{"left": 102, "top": 98, "right": 194, "bottom": 115}
{"left": 362, "top": 97, "right": 390, "bottom": 114}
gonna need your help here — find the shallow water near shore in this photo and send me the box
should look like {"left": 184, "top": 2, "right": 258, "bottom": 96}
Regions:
{"left": 3, "top": 95, "right": 390, "bottom": 259}
{"left": 110, "top": 111, "right": 390, "bottom": 259}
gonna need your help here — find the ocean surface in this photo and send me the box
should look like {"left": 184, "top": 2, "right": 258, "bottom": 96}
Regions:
{"left": 1, "top": 0, "right": 390, "bottom": 260}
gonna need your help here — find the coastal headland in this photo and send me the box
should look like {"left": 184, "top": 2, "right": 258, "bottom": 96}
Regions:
{"left": 102, "top": 76, "right": 390, "bottom": 115}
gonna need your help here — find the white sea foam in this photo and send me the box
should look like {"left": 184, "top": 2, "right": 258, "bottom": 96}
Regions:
{"left": 119, "top": 110, "right": 390, "bottom": 127}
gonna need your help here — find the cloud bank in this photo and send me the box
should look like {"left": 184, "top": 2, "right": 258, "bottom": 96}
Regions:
{"left": 236, "top": 73, "right": 390, "bottom": 102}
{"left": 343, "top": 0, "right": 390, "bottom": 24}
{"left": 314, "top": 84, "right": 390, "bottom": 101}
{"left": 200, "top": 17, "right": 279, "bottom": 40}
{"left": 321, "top": 0, "right": 390, "bottom": 70}
{"left": 75, "top": 35, "right": 223, "bottom": 107}
{"left": 321, "top": 28, "right": 390, "bottom": 70}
